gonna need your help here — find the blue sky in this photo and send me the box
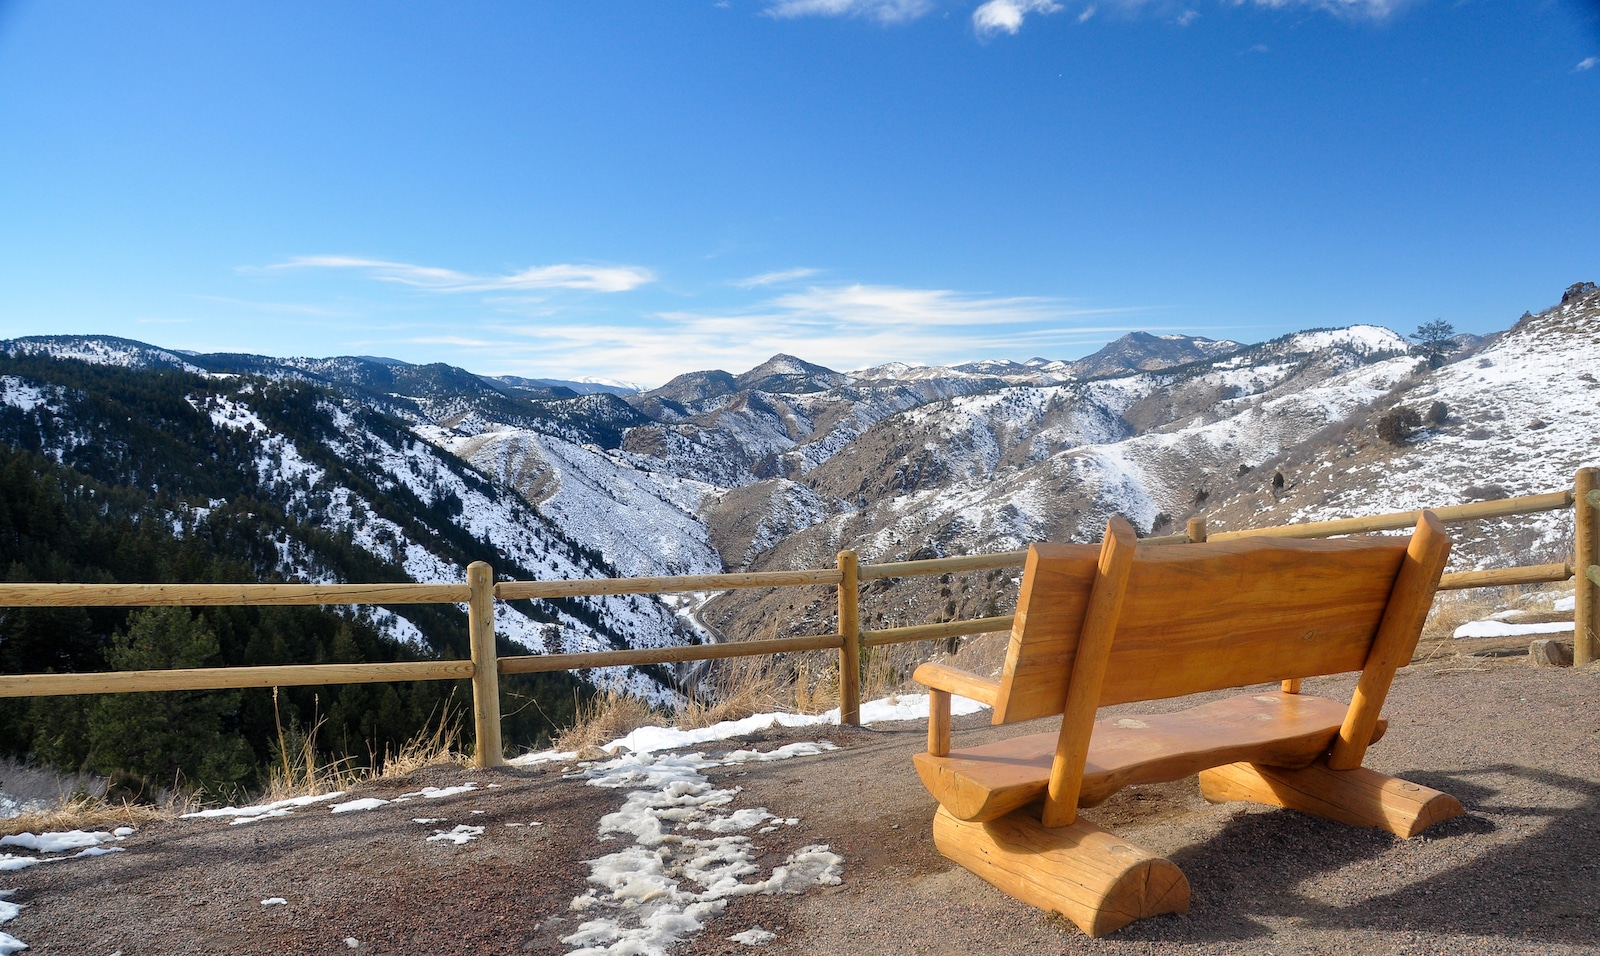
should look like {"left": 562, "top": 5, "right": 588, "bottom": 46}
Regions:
{"left": 1, "top": 0, "right": 1596, "bottom": 386}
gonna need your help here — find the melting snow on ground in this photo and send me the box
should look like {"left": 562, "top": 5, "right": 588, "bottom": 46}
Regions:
{"left": 510, "top": 691, "right": 989, "bottom": 766}
{"left": 0, "top": 828, "right": 136, "bottom": 953}
{"left": 560, "top": 741, "right": 842, "bottom": 956}
{"left": 1453, "top": 619, "right": 1575, "bottom": 639}
{"left": 0, "top": 691, "right": 977, "bottom": 953}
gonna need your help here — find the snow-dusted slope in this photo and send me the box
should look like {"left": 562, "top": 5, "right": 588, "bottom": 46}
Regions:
{"left": 443, "top": 427, "right": 723, "bottom": 578}
{"left": 12, "top": 291, "right": 1588, "bottom": 703}
{"left": 1204, "top": 284, "right": 1599, "bottom": 572}
{"left": 0, "top": 351, "right": 695, "bottom": 703}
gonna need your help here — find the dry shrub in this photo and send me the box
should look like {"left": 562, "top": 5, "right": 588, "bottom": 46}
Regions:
{"left": 372, "top": 708, "right": 469, "bottom": 780}
{"left": 675, "top": 654, "right": 789, "bottom": 729}
{"left": 0, "top": 794, "right": 173, "bottom": 839}
{"left": 261, "top": 690, "right": 360, "bottom": 803}
{"left": 554, "top": 691, "right": 660, "bottom": 753}
{"left": 1420, "top": 588, "right": 1510, "bottom": 643}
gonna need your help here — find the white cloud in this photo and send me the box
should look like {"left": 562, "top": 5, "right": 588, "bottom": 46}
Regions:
{"left": 262, "top": 256, "right": 655, "bottom": 294}
{"left": 1237, "top": 0, "right": 1408, "bottom": 17}
{"left": 731, "top": 268, "right": 822, "bottom": 288}
{"left": 973, "top": 0, "right": 1063, "bottom": 36}
{"left": 763, "top": 0, "right": 934, "bottom": 24}
{"left": 441, "top": 282, "right": 1148, "bottom": 385}
{"left": 985, "top": 0, "right": 1412, "bottom": 33}
{"left": 764, "top": 283, "right": 1067, "bottom": 326}
{"left": 1577, "top": 57, "right": 1598, "bottom": 72}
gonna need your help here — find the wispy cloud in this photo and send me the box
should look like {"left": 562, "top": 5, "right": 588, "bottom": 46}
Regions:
{"left": 731, "top": 267, "right": 822, "bottom": 288}
{"left": 259, "top": 256, "right": 655, "bottom": 294}
{"left": 1238, "top": 0, "right": 1409, "bottom": 17}
{"left": 1577, "top": 56, "right": 1598, "bottom": 72}
{"left": 763, "top": 283, "right": 1072, "bottom": 327}
{"left": 974, "top": 0, "right": 1063, "bottom": 36}
{"left": 763, "top": 0, "right": 935, "bottom": 24}
{"left": 441, "top": 282, "right": 1149, "bottom": 385}
{"left": 977, "top": 0, "right": 1408, "bottom": 36}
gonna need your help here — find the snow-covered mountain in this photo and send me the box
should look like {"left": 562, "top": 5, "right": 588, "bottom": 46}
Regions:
{"left": 5, "top": 282, "right": 1593, "bottom": 698}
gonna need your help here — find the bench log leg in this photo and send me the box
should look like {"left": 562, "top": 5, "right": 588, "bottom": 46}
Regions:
{"left": 1197, "top": 761, "right": 1464, "bottom": 839}
{"left": 932, "top": 805, "right": 1189, "bottom": 937}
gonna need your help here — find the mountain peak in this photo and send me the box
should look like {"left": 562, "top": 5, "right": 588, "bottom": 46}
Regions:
{"left": 1065, "top": 331, "right": 1242, "bottom": 379}
{"left": 733, "top": 354, "right": 846, "bottom": 394}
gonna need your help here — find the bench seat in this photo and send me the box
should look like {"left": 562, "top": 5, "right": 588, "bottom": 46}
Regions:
{"left": 914, "top": 691, "right": 1386, "bottom": 823}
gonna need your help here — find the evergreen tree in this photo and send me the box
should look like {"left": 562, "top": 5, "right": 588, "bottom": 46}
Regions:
{"left": 1409, "top": 320, "right": 1456, "bottom": 368}
{"left": 82, "top": 607, "right": 255, "bottom": 793}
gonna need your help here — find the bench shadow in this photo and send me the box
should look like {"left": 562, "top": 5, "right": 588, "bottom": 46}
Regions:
{"left": 1110, "top": 763, "right": 1600, "bottom": 946}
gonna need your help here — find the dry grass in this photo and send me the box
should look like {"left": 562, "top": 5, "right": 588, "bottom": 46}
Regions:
{"left": 0, "top": 793, "right": 174, "bottom": 839}
{"left": 259, "top": 690, "right": 360, "bottom": 803}
{"left": 1421, "top": 587, "right": 1512, "bottom": 642}
{"left": 1420, "top": 582, "right": 1575, "bottom": 640}
{"left": 675, "top": 654, "right": 791, "bottom": 729}
{"left": 0, "top": 696, "right": 476, "bottom": 839}
{"left": 553, "top": 691, "right": 661, "bottom": 754}
{"left": 373, "top": 710, "right": 469, "bottom": 780}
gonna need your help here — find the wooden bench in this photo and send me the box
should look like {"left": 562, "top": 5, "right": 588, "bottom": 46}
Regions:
{"left": 911, "top": 513, "right": 1463, "bottom": 937}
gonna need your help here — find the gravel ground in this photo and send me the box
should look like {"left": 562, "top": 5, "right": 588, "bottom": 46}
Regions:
{"left": 6, "top": 655, "right": 1598, "bottom": 955}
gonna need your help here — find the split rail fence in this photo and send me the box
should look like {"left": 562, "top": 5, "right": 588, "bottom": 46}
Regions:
{"left": 1, "top": 467, "right": 1596, "bottom": 769}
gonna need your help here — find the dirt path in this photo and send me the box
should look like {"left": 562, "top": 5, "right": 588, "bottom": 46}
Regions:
{"left": 7, "top": 656, "right": 1599, "bottom": 955}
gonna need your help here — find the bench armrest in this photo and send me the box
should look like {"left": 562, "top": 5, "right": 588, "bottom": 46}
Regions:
{"left": 912, "top": 663, "right": 1000, "bottom": 705}
{"left": 913, "top": 663, "right": 1000, "bottom": 756}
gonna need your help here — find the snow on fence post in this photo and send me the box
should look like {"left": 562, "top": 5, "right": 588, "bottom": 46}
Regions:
{"left": 1575, "top": 468, "right": 1598, "bottom": 667}
{"left": 837, "top": 550, "right": 861, "bottom": 726}
{"left": 467, "top": 561, "right": 505, "bottom": 767}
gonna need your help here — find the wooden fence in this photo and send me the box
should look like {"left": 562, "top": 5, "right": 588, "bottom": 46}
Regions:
{"left": 1, "top": 467, "right": 1595, "bottom": 769}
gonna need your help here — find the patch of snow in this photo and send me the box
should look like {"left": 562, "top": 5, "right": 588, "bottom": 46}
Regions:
{"left": 397, "top": 783, "right": 478, "bottom": 801}
{"left": 729, "top": 927, "right": 777, "bottom": 945}
{"left": 261, "top": 898, "right": 288, "bottom": 906}
{"left": 1453, "top": 620, "right": 1575, "bottom": 639}
{"left": 0, "top": 831, "right": 113, "bottom": 853}
{"left": 425, "top": 825, "right": 485, "bottom": 845}
{"left": 0, "top": 377, "right": 50, "bottom": 414}
{"left": 181, "top": 791, "right": 346, "bottom": 825}
{"left": 329, "top": 797, "right": 389, "bottom": 814}
{"left": 514, "top": 693, "right": 984, "bottom": 766}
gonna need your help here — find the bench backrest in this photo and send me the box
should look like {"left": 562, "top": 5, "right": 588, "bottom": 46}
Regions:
{"left": 992, "top": 522, "right": 1437, "bottom": 724}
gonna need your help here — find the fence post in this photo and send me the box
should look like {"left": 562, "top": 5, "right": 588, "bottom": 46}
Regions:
{"left": 1576, "top": 468, "right": 1598, "bottom": 667}
{"left": 1186, "top": 517, "right": 1207, "bottom": 543}
{"left": 837, "top": 550, "right": 861, "bottom": 726}
{"left": 467, "top": 561, "right": 505, "bottom": 767}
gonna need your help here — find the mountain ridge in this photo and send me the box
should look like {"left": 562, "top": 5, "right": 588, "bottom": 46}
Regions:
{"left": 4, "top": 286, "right": 1592, "bottom": 728}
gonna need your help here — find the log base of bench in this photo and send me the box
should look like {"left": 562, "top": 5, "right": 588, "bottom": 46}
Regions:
{"left": 932, "top": 805, "right": 1190, "bottom": 938}
{"left": 1198, "top": 761, "right": 1464, "bottom": 838}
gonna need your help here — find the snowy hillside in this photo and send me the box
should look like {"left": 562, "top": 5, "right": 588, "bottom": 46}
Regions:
{"left": 0, "top": 344, "right": 696, "bottom": 702}
{"left": 1203, "top": 282, "right": 1600, "bottom": 572}
{"left": 7, "top": 284, "right": 1592, "bottom": 703}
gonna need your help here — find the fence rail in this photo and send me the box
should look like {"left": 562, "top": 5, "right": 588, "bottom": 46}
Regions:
{"left": 1, "top": 468, "right": 1595, "bottom": 768}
